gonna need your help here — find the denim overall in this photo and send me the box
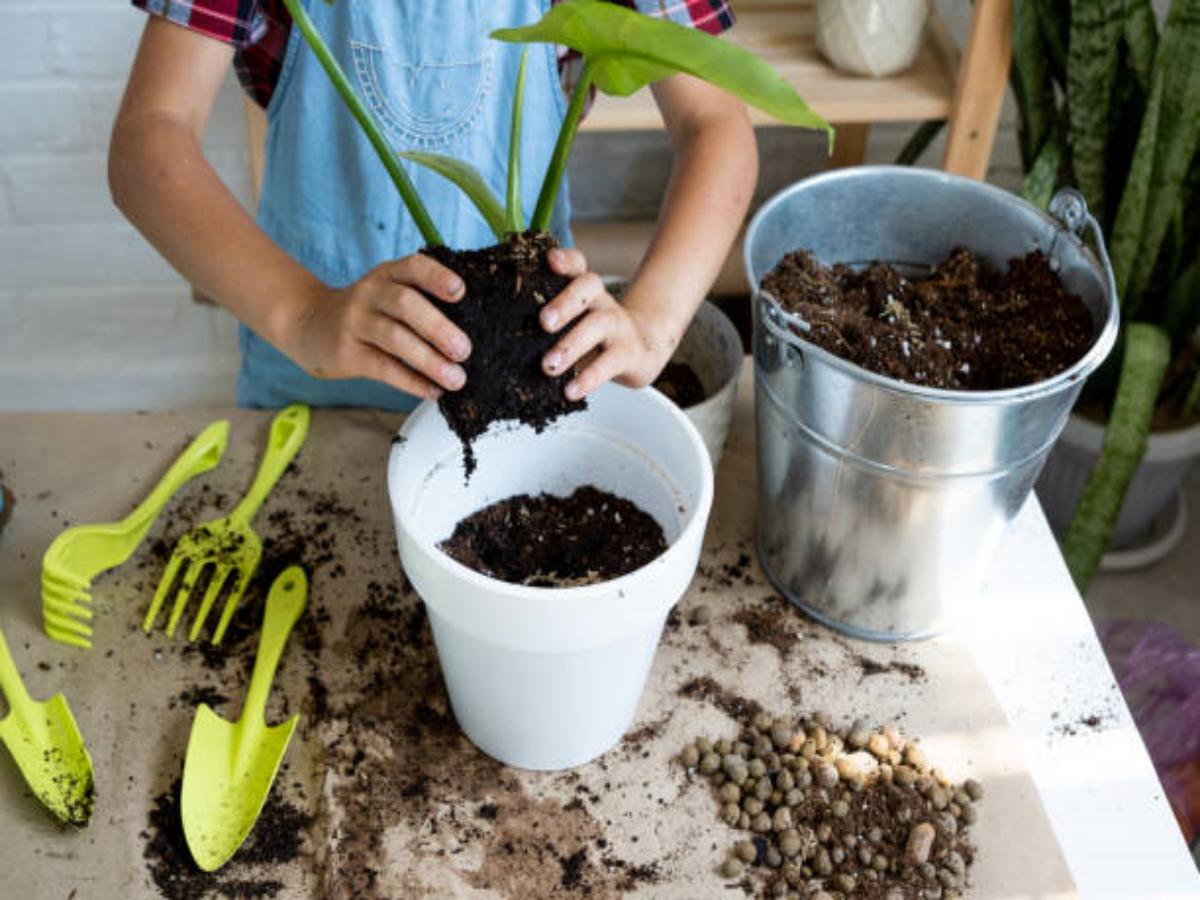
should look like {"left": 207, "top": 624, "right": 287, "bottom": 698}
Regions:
{"left": 239, "top": 0, "right": 570, "bottom": 410}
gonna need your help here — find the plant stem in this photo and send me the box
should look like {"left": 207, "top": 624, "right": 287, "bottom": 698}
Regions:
{"left": 280, "top": 0, "right": 442, "bottom": 246}
{"left": 1061, "top": 322, "right": 1171, "bottom": 591}
{"left": 531, "top": 59, "right": 594, "bottom": 234}
{"left": 506, "top": 50, "right": 529, "bottom": 234}
{"left": 894, "top": 119, "right": 945, "bottom": 167}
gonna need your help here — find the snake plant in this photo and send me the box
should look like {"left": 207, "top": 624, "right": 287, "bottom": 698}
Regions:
{"left": 1010, "top": 0, "right": 1200, "bottom": 590}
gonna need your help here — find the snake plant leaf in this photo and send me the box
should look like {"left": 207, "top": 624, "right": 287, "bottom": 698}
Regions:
{"left": 1062, "top": 323, "right": 1171, "bottom": 591}
{"left": 1020, "top": 124, "right": 1065, "bottom": 209}
{"left": 1122, "top": 0, "right": 1159, "bottom": 89}
{"left": 1067, "top": 0, "right": 1124, "bottom": 224}
{"left": 492, "top": 0, "right": 832, "bottom": 141}
{"left": 397, "top": 152, "right": 506, "bottom": 240}
{"left": 1109, "top": 0, "right": 1200, "bottom": 312}
{"left": 1033, "top": 0, "right": 1070, "bottom": 84}
{"left": 1011, "top": 0, "right": 1054, "bottom": 169}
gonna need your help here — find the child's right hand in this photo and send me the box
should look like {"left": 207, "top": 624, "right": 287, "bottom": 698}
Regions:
{"left": 285, "top": 254, "right": 472, "bottom": 399}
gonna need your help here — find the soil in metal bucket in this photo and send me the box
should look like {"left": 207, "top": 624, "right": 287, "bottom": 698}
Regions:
{"left": 439, "top": 485, "right": 668, "bottom": 586}
{"left": 761, "top": 247, "right": 1095, "bottom": 390}
{"left": 653, "top": 361, "right": 707, "bottom": 408}
{"left": 424, "top": 232, "right": 586, "bottom": 477}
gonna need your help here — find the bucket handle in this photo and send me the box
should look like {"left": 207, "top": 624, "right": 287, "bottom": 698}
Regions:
{"left": 1048, "top": 188, "right": 1118, "bottom": 309}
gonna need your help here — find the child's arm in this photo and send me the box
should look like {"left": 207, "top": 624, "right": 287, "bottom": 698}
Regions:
{"left": 109, "top": 19, "right": 471, "bottom": 400}
{"left": 539, "top": 74, "right": 757, "bottom": 400}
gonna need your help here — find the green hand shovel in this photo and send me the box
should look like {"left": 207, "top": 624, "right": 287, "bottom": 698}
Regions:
{"left": 0, "top": 622, "right": 94, "bottom": 826}
{"left": 180, "top": 565, "right": 307, "bottom": 871}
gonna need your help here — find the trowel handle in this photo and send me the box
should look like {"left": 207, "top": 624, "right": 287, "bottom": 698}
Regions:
{"left": 242, "top": 566, "right": 308, "bottom": 721}
{"left": 231, "top": 405, "right": 309, "bottom": 529}
{"left": 0, "top": 624, "right": 32, "bottom": 709}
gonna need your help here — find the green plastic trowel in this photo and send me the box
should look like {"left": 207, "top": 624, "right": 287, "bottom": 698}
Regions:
{"left": 0, "top": 622, "right": 94, "bottom": 826}
{"left": 181, "top": 565, "right": 307, "bottom": 871}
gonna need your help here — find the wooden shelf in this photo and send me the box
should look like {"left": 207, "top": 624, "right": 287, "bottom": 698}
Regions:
{"left": 580, "top": 1, "right": 960, "bottom": 132}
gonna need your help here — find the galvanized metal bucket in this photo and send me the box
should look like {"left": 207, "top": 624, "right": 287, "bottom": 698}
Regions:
{"left": 745, "top": 167, "right": 1119, "bottom": 640}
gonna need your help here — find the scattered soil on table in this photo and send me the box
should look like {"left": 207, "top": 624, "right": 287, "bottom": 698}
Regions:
{"left": 142, "top": 776, "right": 311, "bottom": 899}
{"left": 440, "top": 485, "right": 667, "bottom": 586}
{"left": 425, "top": 232, "right": 586, "bottom": 476}
{"left": 172, "top": 685, "right": 230, "bottom": 709}
{"left": 654, "top": 362, "right": 707, "bottom": 408}
{"left": 733, "top": 594, "right": 808, "bottom": 657}
{"left": 761, "top": 246, "right": 1095, "bottom": 390}
{"left": 851, "top": 653, "right": 928, "bottom": 684}
{"left": 680, "top": 707, "right": 980, "bottom": 899}
{"left": 678, "top": 676, "right": 765, "bottom": 722}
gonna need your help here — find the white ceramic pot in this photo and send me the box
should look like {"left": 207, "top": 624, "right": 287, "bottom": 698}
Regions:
{"left": 669, "top": 301, "right": 744, "bottom": 465}
{"left": 1037, "top": 413, "right": 1200, "bottom": 554}
{"left": 816, "top": 0, "right": 930, "bottom": 78}
{"left": 388, "top": 383, "right": 714, "bottom": 770}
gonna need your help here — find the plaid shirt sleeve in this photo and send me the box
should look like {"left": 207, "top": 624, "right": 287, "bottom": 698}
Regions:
{"left": 132, "top": 0, "right": 735, "bottom": 108}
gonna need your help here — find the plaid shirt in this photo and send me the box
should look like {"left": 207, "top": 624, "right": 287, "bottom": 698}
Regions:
{"left": 133, "top": 0, "right": 735, "bottom": 108}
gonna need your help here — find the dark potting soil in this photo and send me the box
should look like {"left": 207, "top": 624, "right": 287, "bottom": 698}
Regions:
{"left": 439, "top": 485, "right": 667, "bottom": 586}
{"left": 761, "top": 247, "right": 1095, "bottom": 390}
{"left": 653, "top": 362, "right": 706, "bottom": 408}
{"left": 142, "top": 777, "right": 310, "bottom": 899}
{"left": 425, "top": 232, "right": 586, "bottom": 475}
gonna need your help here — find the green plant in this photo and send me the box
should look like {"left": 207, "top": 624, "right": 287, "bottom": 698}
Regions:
{"left": 1008, "top": 0, "right": 1200, "bottom": 590}
{"left": 279, "top": 0, "right": 831, "bottom": 244}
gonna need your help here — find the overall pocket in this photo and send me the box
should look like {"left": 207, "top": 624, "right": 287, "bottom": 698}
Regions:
{"left": 349, "top": 2, "right": 492, "bottom": 151}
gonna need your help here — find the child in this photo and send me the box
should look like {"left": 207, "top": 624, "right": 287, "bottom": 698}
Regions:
{"left": 110, "top": 1, "right": 757, "bottom": 411}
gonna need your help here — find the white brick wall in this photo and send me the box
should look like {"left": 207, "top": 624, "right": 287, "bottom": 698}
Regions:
{"left": 0, "top": 0, "right": 1019, "bottom": 411}
{"left": 0, "top": 1, "right": 250, "bottom": 411}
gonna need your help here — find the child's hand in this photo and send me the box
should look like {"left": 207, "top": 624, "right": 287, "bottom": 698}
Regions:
{"left": 539, "top": 248, "right": 675, "bottom": 400}
{"left": 288, "top": 254, "right": 472, "bottom": 399}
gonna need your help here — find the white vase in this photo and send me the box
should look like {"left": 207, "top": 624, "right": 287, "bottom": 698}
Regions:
{"left": 816, "top": 0, "right": 931, "bottom": 78}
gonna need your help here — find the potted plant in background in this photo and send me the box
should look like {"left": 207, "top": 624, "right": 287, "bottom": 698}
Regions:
{"left": 1008, "top": 0, "right": 1200, "bottom": 586}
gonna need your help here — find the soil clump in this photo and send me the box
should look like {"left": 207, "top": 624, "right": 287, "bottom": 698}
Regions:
{"left": 425, "top": 232, "right": 585, "bottom": 475}
{"left": 440, "top": 485, "right": 667, "bottom": 586}
{"left": 762, "top": 246, "right": 1094, "bottom": 390}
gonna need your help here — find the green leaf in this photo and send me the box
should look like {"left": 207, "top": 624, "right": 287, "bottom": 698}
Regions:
{"left": 1011, "top": 0, "right": 1054, "bottom": 169}
{"left": 279, "top": 0, "right": 441, "bottom": 246}
{"left": 1160, "top": 255, "right": 1200, "bottom": 352}
{"left": 1122, "top": 0, "right": 1159, "bottom": 89}
{"left": 1020, "top": 124, "right": 1066, "bottom": 209}
{"left": 1109, "top": 0, "right": 1200, "bottom": 313}
{"left": 505, "top": 50, "right": 529, "bottom": 234}
{"left": 492, "top": 0, "right": 831, "bottom": 141}
{"left": 1062, "top": 322, "right": 1172, "bottom": 591}
{"left": 1067, "top": 0, "right": 1124, "bottom": 224}
{"left": 397, "top": 151, "right": 505, "bottom": 240}
{"left": 1033, "top": 0, "right": 1070, "bottom": 84}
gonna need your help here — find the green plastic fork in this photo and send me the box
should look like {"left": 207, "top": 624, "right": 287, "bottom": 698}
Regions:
{"left": 42, "top": 421, "right": 230, "bottom": 649}
{"left": 143, "top": 404, "right": 309, "bottom": 645}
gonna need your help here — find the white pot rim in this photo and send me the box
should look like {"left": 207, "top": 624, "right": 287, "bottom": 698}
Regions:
{"left": 1062, "top": 411, "right": 1200, "bottom": 463}
{"left": 391, "top": 388, "right": 710, "bottom": 628}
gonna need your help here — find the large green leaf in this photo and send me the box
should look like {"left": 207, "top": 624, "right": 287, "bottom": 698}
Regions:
{"left": 1110, "top": 0, "right": 1200, "bottom": 313}
{"left": 1062, "top": 323, "right": 1171, "bottom": 591}
{"left": 492, "top": 0, "right": 831, "bottom": 141}
{"left": 1068, "top": 0, "right": 1124, "bottom": 224}
{"left": 397, "top": 152, "right": 505, "bottom": 240}
{"left": 1011, "top": 0, "right": 1054, "bottom": 169}
{"left": 1122, "top": 0, "right": 1159, "bottom": 89}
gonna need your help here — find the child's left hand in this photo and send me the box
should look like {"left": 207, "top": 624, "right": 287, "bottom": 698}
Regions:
{"left": 539, "top": 247, "right": 675, "bottom": 400}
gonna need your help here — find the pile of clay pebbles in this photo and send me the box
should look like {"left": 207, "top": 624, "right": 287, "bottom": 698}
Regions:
{"left": 679, "top": 711, "right": 982, "bottom": 899}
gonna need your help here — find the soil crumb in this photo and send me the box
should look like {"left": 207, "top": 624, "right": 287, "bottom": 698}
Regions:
{"left": 426, "top": 232, "right": 586, "bottom": 476}
{"left": 654, "top": 362, "right": 706, "bottom": 408}
{"left": 733, "top": 594, "right": 806, "bottom": 656}
{"left": 440, "top": 485, "right": 667, "bottom": 586}
{"left": 142, "top": 777, "right": 311, "bottom": 899}
{"left": 761, "top": 246, "right": 1095, "bottom": 389}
